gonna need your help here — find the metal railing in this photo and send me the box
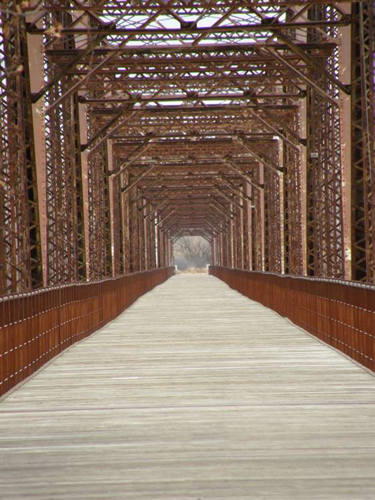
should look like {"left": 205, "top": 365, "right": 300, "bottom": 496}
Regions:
{"left": 0, "top": 267, "right": 174, "bottom": 396}
{"left": 210, "top": 266, "right": 375, "bottom": 372}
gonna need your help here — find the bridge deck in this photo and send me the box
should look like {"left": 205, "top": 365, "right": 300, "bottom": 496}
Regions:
{"left": 1, "top": 274, "right": 375, "bottom": 499}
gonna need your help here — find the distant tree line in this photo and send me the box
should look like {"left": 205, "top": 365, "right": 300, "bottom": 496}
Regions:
{"left": 173, "top": 236, "right": 211, "bottom": 270}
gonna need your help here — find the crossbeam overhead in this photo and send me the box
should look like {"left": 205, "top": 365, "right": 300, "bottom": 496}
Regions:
{"left": 0, "top": 0, "right": 374, "bottom": 289}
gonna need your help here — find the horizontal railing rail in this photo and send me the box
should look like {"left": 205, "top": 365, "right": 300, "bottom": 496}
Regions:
{"left": 0, "top": 267, "right": 174, "bottom": 396}
{"left": 209, "top": 266, "right": 375, "bottom": 372}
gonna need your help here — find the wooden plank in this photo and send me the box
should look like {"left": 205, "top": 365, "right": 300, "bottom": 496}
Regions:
{"left": 0, "top": 274, "right": 375, "bottom": 499}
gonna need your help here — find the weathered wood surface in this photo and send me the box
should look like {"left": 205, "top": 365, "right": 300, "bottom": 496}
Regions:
{"left": 1, "top": 274, "right": 375, "bottom": 499}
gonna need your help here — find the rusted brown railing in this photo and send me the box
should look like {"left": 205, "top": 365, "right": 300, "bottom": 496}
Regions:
{"left": 0, "top": 267, "right": 174, "bottom": 396}
{"left": 210, "top": 266, "right": 375, "bottom": 372}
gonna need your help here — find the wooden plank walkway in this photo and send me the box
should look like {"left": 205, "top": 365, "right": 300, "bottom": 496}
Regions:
{"left": 1, "top": 273, "right": 375, "bottom": 499}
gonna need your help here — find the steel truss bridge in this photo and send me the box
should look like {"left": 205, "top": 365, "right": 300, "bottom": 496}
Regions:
{"left": 1, "top": 2, "right": 375, "bottom": 497}
{"left": 0, "top": 0, "right": 374, "bottom": 400}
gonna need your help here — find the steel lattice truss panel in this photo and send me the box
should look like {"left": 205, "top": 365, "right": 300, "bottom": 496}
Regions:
{"left": 0, "top": 1, "right": 374, "bottom": 294}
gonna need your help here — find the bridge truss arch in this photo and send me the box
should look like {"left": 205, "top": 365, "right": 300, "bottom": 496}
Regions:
{"left": 0, "top": 0, "right": 374, "bottom": 294}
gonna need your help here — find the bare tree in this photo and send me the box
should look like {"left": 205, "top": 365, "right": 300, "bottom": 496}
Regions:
{"left": 173, "top": 236, "right": 211, "bottom": 270}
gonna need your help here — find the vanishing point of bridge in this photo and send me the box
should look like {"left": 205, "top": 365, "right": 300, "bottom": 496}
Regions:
{"left": 0, "top": 1, "right": 375, "bottom": 498}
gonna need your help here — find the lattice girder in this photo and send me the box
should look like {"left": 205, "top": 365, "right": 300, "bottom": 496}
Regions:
{"left": 0, "top": 1, "right": 374, "bottom": 292}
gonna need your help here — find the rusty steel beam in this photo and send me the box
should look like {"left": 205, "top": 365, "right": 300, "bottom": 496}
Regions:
{"left": 28, "top": 19, "right": 350, "bottom": 37}
{"left": 350, "top": 1, "right": 375, "bottom": 282}
{"left": 1, "top": 0, "right": 375, "bottom": 299}
{"left": 0, "top": 8, "right": 43, "bottom": 294}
